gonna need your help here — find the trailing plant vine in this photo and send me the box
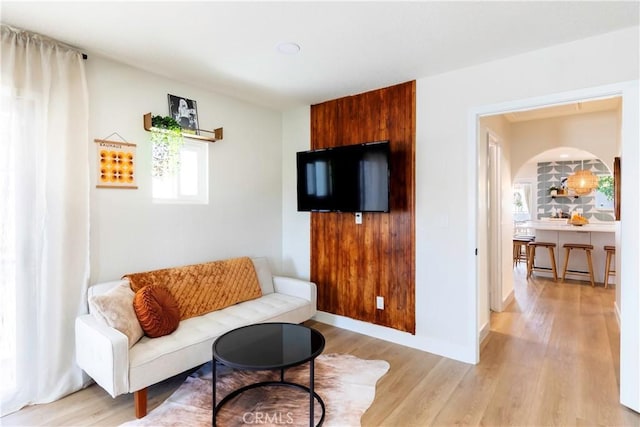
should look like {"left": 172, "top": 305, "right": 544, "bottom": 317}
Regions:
{"left": 150, "top": 115, "right": 184, "bottom": 177}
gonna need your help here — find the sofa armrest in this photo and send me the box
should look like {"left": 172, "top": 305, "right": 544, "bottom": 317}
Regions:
{"left": 75, "top": 314, "right": 129, "bottom": 397}
{"left": 273, "top": 276, "right": 317, "bottom": 305}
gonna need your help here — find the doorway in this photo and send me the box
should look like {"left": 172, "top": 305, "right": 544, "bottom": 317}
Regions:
{"left": 487, "top": 132, "right": 502, "bottom": 314}
{"left": 473, "top": 81, "right": 640, "bottom": 412}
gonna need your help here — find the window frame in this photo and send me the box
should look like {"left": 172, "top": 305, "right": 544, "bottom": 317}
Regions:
{"left": 152, "top": 139, "right": 209, "bottom": 204}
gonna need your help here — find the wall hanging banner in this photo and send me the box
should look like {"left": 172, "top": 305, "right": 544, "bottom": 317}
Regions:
{"left": 94, "top": 139, "right": 138, "bottom": 189}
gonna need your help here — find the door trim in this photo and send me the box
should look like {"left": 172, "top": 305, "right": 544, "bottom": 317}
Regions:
{"left": 469, "top": 81, "right": 640, "bottom": 411}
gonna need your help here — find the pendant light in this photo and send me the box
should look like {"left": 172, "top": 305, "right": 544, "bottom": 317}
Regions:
{"left": 567, "top": 160, "right": 598, "bottom": 196}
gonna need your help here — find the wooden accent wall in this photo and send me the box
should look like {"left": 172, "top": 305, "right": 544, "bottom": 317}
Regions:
{"left": 310, "top": 81, "right": 416, "bottom": 333}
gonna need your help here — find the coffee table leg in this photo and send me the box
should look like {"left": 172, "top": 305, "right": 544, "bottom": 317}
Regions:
{"left": 212, "top": 359, "right": 217, "bottom": 427}
{"left": 309, "top": 359, "right": 314, "bottom": 427}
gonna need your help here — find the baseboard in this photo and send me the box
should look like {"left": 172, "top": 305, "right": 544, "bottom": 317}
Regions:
{"left": 313, "top": 311, "right": 417, "bottom": 348}
{"left": 479, "top": 320, "right": 491, "bottom": 345}
{"left": 501, "top": 289, "right": 515, "bottom": 311}
{"left": 312, "top": 311, "right": 477, "bottom": 364}
{"left": 614, "top": 300, "right": 621, "bottom": 327}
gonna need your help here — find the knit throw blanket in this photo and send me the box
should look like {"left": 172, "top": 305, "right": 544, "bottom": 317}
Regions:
{"left": 124, "top": 257, "right": 262, "bottom": 320}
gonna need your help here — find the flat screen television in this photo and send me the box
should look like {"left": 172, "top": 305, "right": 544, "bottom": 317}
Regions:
{"left": 296, "top": 141, "right": 390, "bottom": 212}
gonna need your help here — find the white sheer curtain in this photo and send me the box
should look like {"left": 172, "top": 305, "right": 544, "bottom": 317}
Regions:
{"left": 0, "top": 25, "right": 90, "bottom": 416}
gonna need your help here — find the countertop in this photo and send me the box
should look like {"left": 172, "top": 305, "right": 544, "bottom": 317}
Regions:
{"left": 523, "top": 220, "right": 616, "bottom": 233}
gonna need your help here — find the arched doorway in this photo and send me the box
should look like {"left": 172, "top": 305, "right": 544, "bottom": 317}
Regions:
{"left": 512, "top": 147, "right": 616, "bottom": 283}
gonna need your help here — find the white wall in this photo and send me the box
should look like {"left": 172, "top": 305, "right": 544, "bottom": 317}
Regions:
{"left": 281, "top": 106, "right": 311, "bottom": 279}
{"left": 87, "top": 55, "right": 284, "bottom": 283}
{"left": 514, "top": 161, "right": 537, "bottom": 182}
{"left": 282, "top": 27, "right": 639, "bottom": 373}
{"left": 511, "top": 110, "right": 621, "bottom": 175}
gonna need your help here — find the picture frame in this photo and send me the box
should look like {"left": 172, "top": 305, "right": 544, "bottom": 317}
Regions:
{"left": 559, "top": 176, "right": 568, "bottom": 195}
{"left": 94, "top": 139, "right": 138, "bottom": 189}
{"left": 168, "top": 94, "right": 199, "bottom": 135}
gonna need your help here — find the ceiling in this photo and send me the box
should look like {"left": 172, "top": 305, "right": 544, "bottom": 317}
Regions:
{"left": 1, "top": 1, "right": 638, "bottom": 111}
{"left": 503, "top": 97, "right": 622, "bottom": 123}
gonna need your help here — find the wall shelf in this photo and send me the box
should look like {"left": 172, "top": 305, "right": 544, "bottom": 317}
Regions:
{"left": 143, "top": 113, "right": 223, "bottom": 142}
{"left": 551, "top": 194, "right": 579, "bottom": 199}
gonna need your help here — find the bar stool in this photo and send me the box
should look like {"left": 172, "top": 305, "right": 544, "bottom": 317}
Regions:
{"left": 527, "top": 241, "right": 558, "bottom": 281}
{"left": 561, "top": 243, "right": 595, "bottom": 287}
{"left": 604, "top": 245, "right": 616, "bottom": 289}
{"left": 513, "top": 236, "right": 534, "bottom": 267}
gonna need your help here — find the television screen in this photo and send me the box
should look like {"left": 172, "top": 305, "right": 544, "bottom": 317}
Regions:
{"left": 296, "top": 141, "right": 390, "bottom": 212}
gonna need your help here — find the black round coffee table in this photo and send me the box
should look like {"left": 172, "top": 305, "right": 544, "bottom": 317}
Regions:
{"left": 212, "top": 322, "right": 326, "bottom": 427}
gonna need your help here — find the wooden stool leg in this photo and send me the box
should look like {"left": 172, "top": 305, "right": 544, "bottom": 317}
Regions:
{"left": 561, "top": 247, "right": 571, "bottom": 282}
{"left": 604, "top": 251, "right": 611, "bottom": 289}
{"left": 523, "top": 243, "right": 530, "bottom": 265}
{"left": 527, "top": 245, "right": 534, "bottom": 278}
{"left": 516, "top": 243, "right": 521, "bottom": 265}
{"left": 586, "top": 249, "right": 595, "bottom": 287}
{"left": 518, "top": 243, "right": 526, "bottom": 265}
{"left": 547, "top": 246, "right": 558, "bottom": 281}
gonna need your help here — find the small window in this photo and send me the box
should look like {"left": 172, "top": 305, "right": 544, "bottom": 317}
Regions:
{"left": 152, "top": 140, "right": 208, "bottom": 204}
{"left": 595, "top": 174, "right": 614, "bottom": 211}
{"left": 512, "top": 182, "right": 532, "bottom": 221}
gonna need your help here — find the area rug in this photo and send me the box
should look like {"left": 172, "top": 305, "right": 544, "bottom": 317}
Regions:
{"left": 120, "top": 353, "right": 389, "bottom": 427}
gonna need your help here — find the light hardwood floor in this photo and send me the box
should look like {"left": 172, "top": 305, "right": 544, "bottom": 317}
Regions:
{"left": 3, "top": 266, "right": 640, "bottom": 426}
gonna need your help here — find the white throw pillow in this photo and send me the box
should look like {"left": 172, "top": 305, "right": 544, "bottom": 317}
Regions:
{"left": 89, "top": 281, "right": 144, "bottom": 348}
{"left": 251, "top": 257, "right": 275, "bottom": 295}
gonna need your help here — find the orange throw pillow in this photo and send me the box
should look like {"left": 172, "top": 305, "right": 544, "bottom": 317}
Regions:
{"left": 133, "top": 285, "right": 180, "bottom": 338}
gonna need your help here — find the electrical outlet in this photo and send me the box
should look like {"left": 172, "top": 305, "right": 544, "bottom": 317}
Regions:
{"left": 355, "top": 212, "right": 362, "bottom": 224}
{"left": 376, "top": 296, "right": 384, "bottom": 310}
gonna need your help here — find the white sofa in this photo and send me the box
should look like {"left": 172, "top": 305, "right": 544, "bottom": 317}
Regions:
{"left": 75, "top": 258, "right": 317, "bottom": 417}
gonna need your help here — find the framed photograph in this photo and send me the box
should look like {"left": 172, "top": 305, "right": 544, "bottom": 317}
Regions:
{"left": 560, "top": 176, "right": 568, "bottom": 194}
{"left": 168, "top": 94, "right": 199, "bottom": 135}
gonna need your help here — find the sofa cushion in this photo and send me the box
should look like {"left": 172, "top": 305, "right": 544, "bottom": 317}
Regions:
{"left": 128, "top": 292, "right": 315, "bottom": 390}
{"left": 88, "top": 281, "right": 143, "bottom": 348}
{"left": 251, "top": 257, "right": 274, "bottom": 295}
{"left": 133, "top": 285, "right": 181, "bottom": 338}
{"left": 124, "top": 257, "right": 262, "bottom": 321}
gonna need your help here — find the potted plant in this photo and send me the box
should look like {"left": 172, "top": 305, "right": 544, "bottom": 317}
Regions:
{"left": 548, "top": 185, "right": 559, "bottom": 197}
{"left": 150, "top": 115, "right": 184, "bottom": 177}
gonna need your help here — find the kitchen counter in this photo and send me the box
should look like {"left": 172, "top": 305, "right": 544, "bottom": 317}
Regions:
{"left": 523, "top": 220, "right": 616, "bottom": 233}
{"left": 522, "top": 220, "right": 616, "bottom": 285}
